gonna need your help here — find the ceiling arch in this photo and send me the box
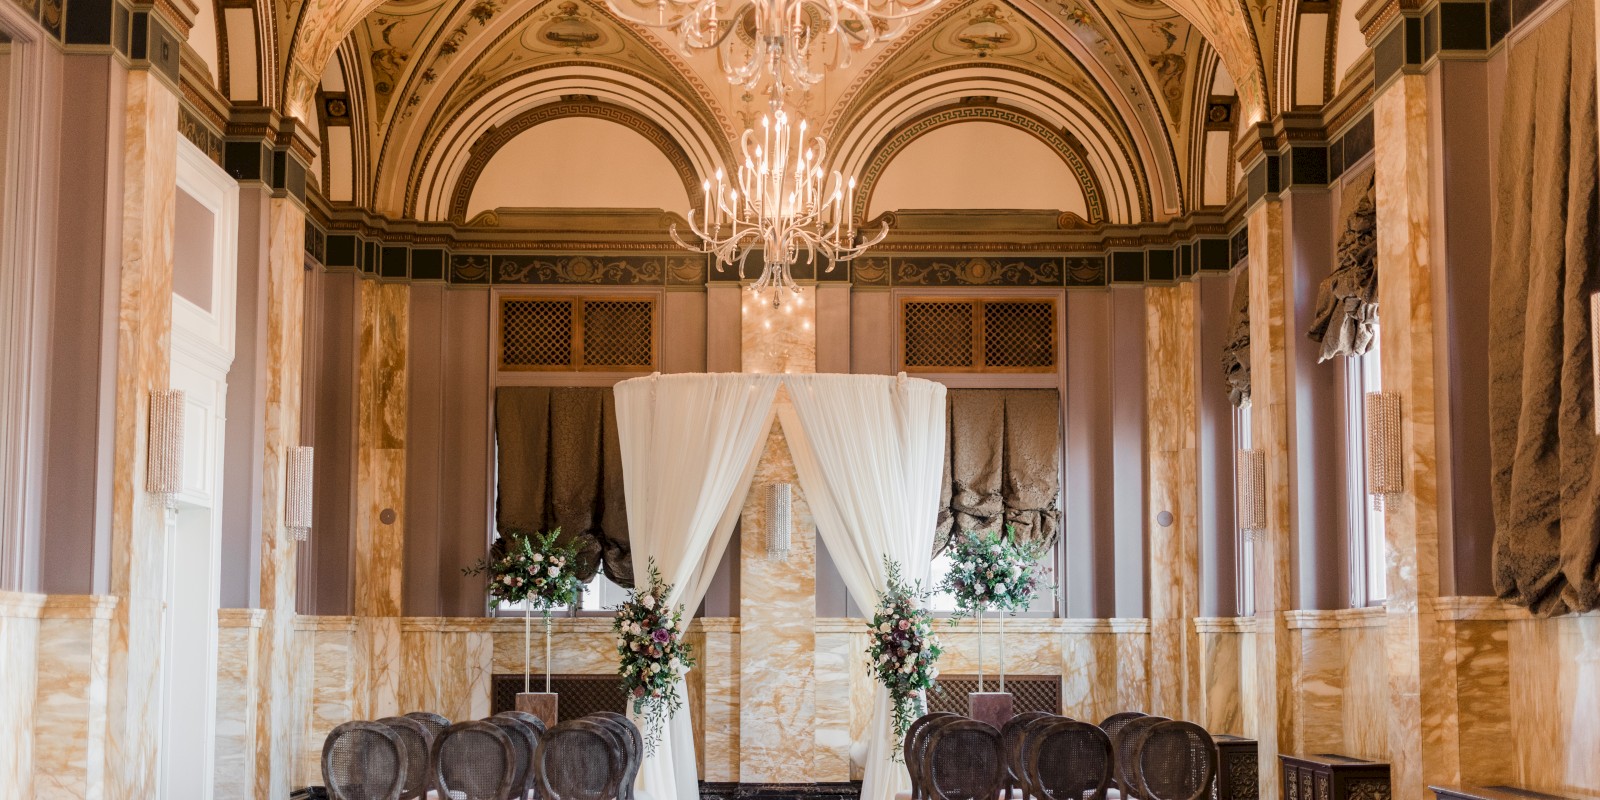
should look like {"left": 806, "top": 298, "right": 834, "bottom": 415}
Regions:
{"left": 856, "top": 102, "right": 1109, "bottom": 223}
{"left": 407, "top": 65, "right": 731, "bottom": 219}
{"left": 829, "top": 66, "right": 1150, "bottom": 224}
{"left": 447, "top": 98, "right": 706, "bottom": 222}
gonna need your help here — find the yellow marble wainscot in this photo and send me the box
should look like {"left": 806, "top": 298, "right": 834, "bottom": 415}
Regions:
{"left": 0, "top": 591, "right": 45, "bottom": 800}
{"left": 1194, "top": 616, "right": 1253, "bottom": 737}
{"left": 33, "top": 595, "right": 117, "bottom": 800}
{"left": 215, "top": 609, "right": 264, "bottom": 799}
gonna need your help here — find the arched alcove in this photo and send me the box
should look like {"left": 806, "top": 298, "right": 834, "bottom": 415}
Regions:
{"left": 866, "top": 121, "right": 1092, "bottom": 218}
{"left": 465, "top": 117, "right": 692, "bottom": 217}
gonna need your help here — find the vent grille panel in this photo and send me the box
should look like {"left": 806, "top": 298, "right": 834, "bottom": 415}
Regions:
{"left": 490, "top": 674, "right": 627, "bottom": 718}
{"left": 901, "top": 298, "right": 1057, "bottom": 373}
{"left": 927, "top": 674, "right": 1060, "bottom": 715}
{"left": 582, "top": 300, "right": 655, "bottom": 368}
{"left": 499, "top": 296, "right": 657, "bottom": 371}
{"left": 501, "top": 299, "right": 573, "bottom": 367}
{"left": 904, "top": 301, "right": 976, "bottom": 369}
{"left": 984, "top": 301, "right": 1056, "bottom": 368}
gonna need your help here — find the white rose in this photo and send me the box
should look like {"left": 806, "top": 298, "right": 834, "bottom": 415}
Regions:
{"left": 975, "top": 585, "right": 986, "bottom": 594}
{"left": 650, "top": 662, "right": 662, "bottom": 674}
{"left": 878, "top": 622, "right": 890, "bottom": 633}
{"left": 547, "top": 566, "right": 559, "bottom": 577}
{"left": 532, "top": 553, "right": 544, "bottom": 562}
{"left": 1010, "top": 565, "right": 1022, "bottom": 578}
{"left": 995, "top": 583, "right": 1008, "bottom": 595}
{"left": 642, "top": 594, "right": 657, "bottom": 610}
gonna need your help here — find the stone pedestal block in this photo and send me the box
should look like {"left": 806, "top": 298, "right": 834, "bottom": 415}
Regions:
{"left": 516, "top": 692, "right": 559, "bottom": 726}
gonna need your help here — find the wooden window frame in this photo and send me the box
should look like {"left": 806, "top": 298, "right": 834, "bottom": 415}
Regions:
{"left": 497, "top": 294, "right": 659, "bottom": 372}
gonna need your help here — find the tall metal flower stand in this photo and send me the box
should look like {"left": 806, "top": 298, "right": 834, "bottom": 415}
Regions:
{"left": 966, "top": 608, "right": 1013, "bottom": 730}
{"left": 515, "top": 610, "right": 560, "bottom": 725}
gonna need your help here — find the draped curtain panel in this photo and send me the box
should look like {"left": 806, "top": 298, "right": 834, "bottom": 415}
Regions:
{"left": 1489, "top": 0, "right": 1600, "bottom": 617}
{"left": 1222, "top": 270, "right": 1252, "bottom": 408}
{"left": 1308, "top": 171, "right": 1379, "bottom": 362}
{"left": 494, "top": 386, "right": 631, "bottom": 585}
{"left": 935, "top": 388, "right": 1062, "bottom": 554}
{"left": 614, "top": 373, "right": 782, "bottom": 800}
{"left": 778, "top": 374, "right": 947, "bottom": 800}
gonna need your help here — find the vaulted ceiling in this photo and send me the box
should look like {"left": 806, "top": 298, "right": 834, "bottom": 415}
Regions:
{"left": 244, "top": 0, "right": 1362, "bottom": 226}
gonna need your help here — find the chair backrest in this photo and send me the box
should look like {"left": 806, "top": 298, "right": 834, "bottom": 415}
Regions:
{"left": 406, "top": 712, "right": 451, "bottom": 742}
{"left": 1113, "top": 716, "right": 1170, "bottom": 800}
{"left": 904, "top": 713, "right": 960, "bottom": 800}
{"left": 496, "top": 710, "right": 548, "bottom": 738}
{"left": 433, "top": 721, "right": 516, "bottom": 800}
{"left": 588, "top": 713, "right": 642, "bottom": 799}
{"left": 922, "top": 719, "right": 1006, "bottom": 800}
{"left": 1024, "top": 719, "right": 1113, "bottom": 800}
{"left": 1097, "top": 711, "right": 1147, "bottom": 745}
{"left": 1132, "top": 721, "right": 1217, "bottom": 800}
{"left": 535, "top": 719, "right": 625, "bottom": 800}
{"left": 323, "top": 720, "right": 407, "bottom": 800}
{"left": 487, "top": 716, "right": 539, "bottom": 799}
{"left": 377, "top": 716, "right": 434, "bottom": 800}
{"left": 1001, "top": 711, "right": 1055, "bottom": 788}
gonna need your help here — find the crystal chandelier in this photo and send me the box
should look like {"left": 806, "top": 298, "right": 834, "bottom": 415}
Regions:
{"left": 603, "top": 0, "right": 948, "bottom": 100}
{"left": 670, "top": 109, "right": 887, "bottom": 304}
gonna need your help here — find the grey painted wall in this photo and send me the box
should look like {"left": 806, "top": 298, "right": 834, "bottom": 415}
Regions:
{"left": 1197, "top": 274, "right": 1239, "bottom": 617}
{"left": 1064, "top": 291, "right": 1119, "bottom": 618}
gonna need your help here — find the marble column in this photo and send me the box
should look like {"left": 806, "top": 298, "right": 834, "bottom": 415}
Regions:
{"left": 356, "top": 281, "right": 408, "bottom": 617}
{"left": 1247, "top": 197, "right": 1296, "bottom": 800}
{"left": 253, "top": 195, "right": 310, "bottom": 799}
{"left": 1372, "top": 72, "right": 1462, "bottom": 800}
{"left": 698, "top": 618, "right": 741, "bottom": 783}
{"left": 1145, "top": 284, "right": 1202, "bottom": 719}
{"left": 105, "top": 68, "right": 179, "bottom": 800}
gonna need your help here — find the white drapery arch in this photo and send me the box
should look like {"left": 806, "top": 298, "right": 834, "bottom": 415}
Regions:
{"left": 614, "top": 372, "right": 948, "bottom": 800}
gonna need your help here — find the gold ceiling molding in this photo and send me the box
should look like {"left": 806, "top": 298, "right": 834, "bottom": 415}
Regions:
{"left": 854, "top": 102, "right": 1112, "bottom": 224}
{"left": 445, "top": 98, "right": 706, "bottom": 223}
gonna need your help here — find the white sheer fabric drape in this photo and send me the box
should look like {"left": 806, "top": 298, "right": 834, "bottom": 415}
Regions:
{"left": 614, "top": 373, "right": 782, "bottom": 800}
{"left": 778, "top": 374, "right": 947, "bottom": 800}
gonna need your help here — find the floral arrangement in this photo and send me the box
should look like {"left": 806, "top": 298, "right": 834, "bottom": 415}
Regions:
{"left": 465, "top": 528, "right": 584, "bottom": 611}
{"left": 866, "top": 557, "right": 942, "bottom": 758}
{"left": 613, "top": 560, "right": 695, "bottom": 755}
{"left": 938, "top": 526, "right": 1047, "bottom": 617}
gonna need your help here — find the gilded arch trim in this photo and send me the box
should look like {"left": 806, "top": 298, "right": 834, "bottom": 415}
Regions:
{"left": 855, "top": 103, "right": 1110, "bottom": 224}
{"left": 447, "top": 99, "right": 704, "bottom": 223}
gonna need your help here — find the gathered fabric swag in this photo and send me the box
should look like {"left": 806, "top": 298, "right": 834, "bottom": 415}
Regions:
{"left": 935, "top": 389, "right": 1061, "bottom": 555}
{"left": 1221, "top": 269, "right": 1252, "bottom": 408}
{"left": 1488, "top": 0, "right": 1600, "bottom": 617}
{"left": 1308, "top": 172, "right": 1379, "bottom": 362}
{"left": 495, "top": 386, "right": 632, "bottom": 587}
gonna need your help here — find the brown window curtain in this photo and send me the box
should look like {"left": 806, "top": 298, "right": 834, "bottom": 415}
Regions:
{"left": 495, "top": 387, "right": 633, "bottom": 588}
{"left": 1221, "top": 270, "right": 1252, "bottom": 408}
{"left": 1307, "top": 171, "right": 1378, "bottom": 362}
{"left": 935, "top": 389, "right": 1062, "bottom": 555}
{"left": 1489, "top": 0, "right": 1600, "bottom": 617}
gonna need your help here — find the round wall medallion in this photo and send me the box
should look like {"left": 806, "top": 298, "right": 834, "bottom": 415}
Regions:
{"left": 1156, "top": 510, "right": 1174, "bottom": 527}
{"left": 379, "top": 508, "right": 397, "bottom": 525}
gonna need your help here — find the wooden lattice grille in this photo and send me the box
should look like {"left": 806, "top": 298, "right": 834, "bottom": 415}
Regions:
{"left": 901, "top": 298, "right": 1057, "bottom": 373}
{"left": 926, "top": 674, "right": 1061, "bottom": 715}
{"left": 491, "top": 674, "right": 628, "bottom": 718}
{"left": 499, "top": 296, "right": 657, "bottom": 371}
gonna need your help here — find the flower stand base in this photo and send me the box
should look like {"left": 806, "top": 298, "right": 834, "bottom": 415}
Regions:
{"left": 516, "top": 692, "right": 559, "bottom": 726}
{"left": 968, "top": 691, "right": 1014, "bottom": 731}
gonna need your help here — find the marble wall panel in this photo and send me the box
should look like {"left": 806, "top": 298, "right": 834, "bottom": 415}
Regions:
{"left": 297, "top": 616, "right": 357, "bottom": 787}
{"left": 1285, "top": 612, "right": 1351, "bottom": 755}
{"left": 935, "top": 617, "right": 1065, "bottom": 685}
{"left": 0, "top": 592, "right": 44, "bottom": 800}
{"left": 33, "top": 596, "right": 116, "bottom": 800}
{"left": 741, "top": 286, "right": 816, "bottom": 374}
{"left": 1505, "top": 610, "right": 1600, "bottom": 794}
{"left": 400, "top": 617, "right": 445, "bottom": 714}
{"left": 696, "top": 620, "right": 740, "bottom": 782}
{"left": 1113, "top": 620, "right": 1151, "bottom": 714}
{"left": 814, "top": 627, "right": 854, "bottom": 782}
{"left": 489, "top": 616, "right": 618, "bottom": 677}
{"left": 1196, "top": 618, "right": 1251, "bottom": 736}
{"left": 1339, "top": 613, "right": 1390, "bottom": 761}
{"left": 215, "top": 609, "right": 263, "bottom": 799}
{"left": 354, "top": 616, "right": 402, "bottom": 720}
{"left": 1145, "top": 285, "right": 1201, "bottom": 720}
{"left": 738, "top": 422, "right": 817, "bottom": 783}
{"left": 1062, "top": 621, "right": 1124, "bottom": 722}
{"left": 356, "top": 281, "right": 409, "bottom": 619}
